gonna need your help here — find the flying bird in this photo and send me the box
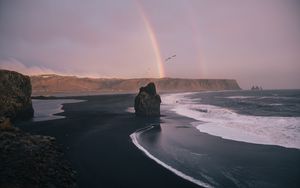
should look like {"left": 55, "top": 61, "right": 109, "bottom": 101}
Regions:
{"left": 165, "top": 57, "right": 172, "bottom": 62}
{"left": 165, "top": 54, "right": 176, "bottom": 62}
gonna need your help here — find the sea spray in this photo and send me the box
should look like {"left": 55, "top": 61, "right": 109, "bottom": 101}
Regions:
{"left": 162, "top": 92, "right": 300, "bottom": 149}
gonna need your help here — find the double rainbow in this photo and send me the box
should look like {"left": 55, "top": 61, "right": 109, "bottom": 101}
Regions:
{"left": 136, "top": 2, "right": 165, "bottom": 78}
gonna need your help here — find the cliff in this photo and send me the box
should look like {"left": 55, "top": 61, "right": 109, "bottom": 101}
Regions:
{"left": 31, "top": 74, "right": 241, "bottom": 95}
{"left": 0, "top": 70, "right": 76, "bottom": 187}
{"left": 0, "top": 70, "right": 34, "bottom": 120}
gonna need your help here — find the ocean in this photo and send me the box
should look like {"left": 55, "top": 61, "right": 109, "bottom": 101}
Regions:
{"left": 32, "top": 99, "right": 85, "bottom": 122}
{"left": 131, "top": 90, "right": 300, "bottom": 188}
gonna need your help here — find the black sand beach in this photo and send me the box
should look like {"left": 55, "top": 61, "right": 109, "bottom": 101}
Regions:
{"left": 136, "top": 110, "right": 300, "bottom": 187}
{"left": 16, "top": 94, "right": 300, "bottom": 188}
{"left": 17, "top": 94, "right": 200, "bottom": 188}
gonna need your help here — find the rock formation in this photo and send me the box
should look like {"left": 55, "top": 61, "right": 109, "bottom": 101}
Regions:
{"left": 0, "top": 70, "right": 34, "bottom": 120}
{"left": 0, "top": 70, "right": 76, "bottom": 187}
{"left": 134, "top": 82, "right": 161, "bottom": 117}
{"left": 0, "top": 118, "right": 77, "bottom": 188}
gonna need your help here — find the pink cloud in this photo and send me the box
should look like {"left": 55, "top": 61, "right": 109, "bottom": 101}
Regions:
{"left": 0, "top": 58, "right": 111, "bottom": 78}
{"left": 0, "top": 58, "right": 59, "bottom": 76}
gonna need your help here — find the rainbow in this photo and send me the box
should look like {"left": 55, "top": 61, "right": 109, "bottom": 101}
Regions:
{"left": 136, "top": 2, "right": 165, "bottom": 78}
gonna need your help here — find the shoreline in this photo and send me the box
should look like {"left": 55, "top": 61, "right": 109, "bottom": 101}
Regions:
{"left": 31, "top": 89, "right": 300, "bottom": 97}
{"left": 31, "top": 89, "right": 245, "bottom": 98}
{"left": 130, "top": 125, "right": 213, "bottom": 188}
{"left": 17, "top": 94, "right": 201, "bottom": 188}
{"left": 16, "top": 92, "right": 300, "bottom": 187}
{"left": 31, "top": 99, "right": 85, "bottom": 122}
{"left": 132, "top": 91, "right": 300, "bottom": 187}
{"left": 164, "top": 92, "right": 300, "bottom": 150}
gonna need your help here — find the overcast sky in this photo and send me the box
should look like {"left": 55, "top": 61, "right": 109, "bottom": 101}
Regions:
{"left": 0, "top": 0, "right": 299, "bottom": 89}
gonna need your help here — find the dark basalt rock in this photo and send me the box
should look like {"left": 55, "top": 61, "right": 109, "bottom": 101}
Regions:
{"left": 0, "top": 118, "right": 77, "bottom": 188}
{"left": 0, "top": 70, "right": 77, "bottom": 187}
{"left": 0, "top": 69, "right": 34, "bottom": 121}
{"left": 134, "top": 82, "right": 161, "bottom": 117}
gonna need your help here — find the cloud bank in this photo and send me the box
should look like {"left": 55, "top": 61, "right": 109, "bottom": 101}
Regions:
{"left": 1, "top": 0, "right": 300, "bottom": 88}
{"left": 0, "top": 58, "right": 59, "bottom": 75}
{"left": 0, "top": 58, "right": 111, "bottom": 78}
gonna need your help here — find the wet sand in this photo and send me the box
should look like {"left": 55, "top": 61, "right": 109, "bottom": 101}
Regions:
{"left": 135, "top": 110, "right": 300, "bottom": 187}
{"left": 16, "top": 94, "right": 300, "bottom": 187}
{"left": 17, "top": 94, "right": 200, "bottom": 188}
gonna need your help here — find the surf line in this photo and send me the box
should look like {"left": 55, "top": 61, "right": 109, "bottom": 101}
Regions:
{"left": 130, "top": 126, "right": 213, "bottom": 188}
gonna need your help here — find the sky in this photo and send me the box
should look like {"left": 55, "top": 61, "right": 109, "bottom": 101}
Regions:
{"left": 0, "top": 0, "right": 299, "bottom": 89}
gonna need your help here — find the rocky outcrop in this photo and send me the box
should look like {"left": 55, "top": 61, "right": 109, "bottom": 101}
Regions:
{"left": 0, "top": 118, "right": 77, "bottom": 188}
{"left": 0, "top": 70, "right": 34, "bottom": 120}
{"left": 134, "top": 82, "right": 161, "bottom": 117}
{"left": 0, "top": 70, "right": 76, "bottom": 187}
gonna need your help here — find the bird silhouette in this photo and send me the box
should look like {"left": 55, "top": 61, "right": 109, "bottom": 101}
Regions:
{"left": 165, "top": 54, "right": 176, "bottom": 62}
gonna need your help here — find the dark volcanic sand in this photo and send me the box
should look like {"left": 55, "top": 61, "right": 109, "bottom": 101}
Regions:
{"left": 17, "top": 94, "right": 200, "bottom": 188}
{"left": 16, "top": 94, "right": 300, "bottom": 188}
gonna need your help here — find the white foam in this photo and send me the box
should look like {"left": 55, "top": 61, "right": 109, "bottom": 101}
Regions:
{"left": 259, "top": 96, "right": 295, "bottom": 100}
{"left": 130, "top": 128, "right": 213, "bottom": 188}
{"left": 162, "top": 93, "right": 300, "bottom": 149}
{"left": 126, "top": 107, "right": 135, "bottom": 113}
{"left": 162, "top": 92, "right": 199, "bottom": 105}
{"left": 268, "top": 103, "right": 284, "bottom": 106}
{"left": 225, "top": 96, "right": 254, "bottom": 99}
{"left": 222, "top": 95, "right": 296, "bottom": 100}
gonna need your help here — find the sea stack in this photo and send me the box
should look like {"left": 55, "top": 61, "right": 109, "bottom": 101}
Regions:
{"left": 0, "top": 70, "right": 34, "bottom": 120}
{"left": 134, "top": 82, "right": 161, "bottom": 117}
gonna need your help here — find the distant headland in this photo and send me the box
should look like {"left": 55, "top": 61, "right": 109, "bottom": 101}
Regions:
{"left": 30, "top": 74, "right": 241, "bottom": 96}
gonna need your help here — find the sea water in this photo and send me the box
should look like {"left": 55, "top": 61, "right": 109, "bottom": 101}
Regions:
{"left": 131, "top": 90, "right": 300, "bottom": 187}
{"left": 165, "top": 90, "right": 300, "bottom": 149}
{"left": 32, "top": 99, "right": 85, "bottom": 122}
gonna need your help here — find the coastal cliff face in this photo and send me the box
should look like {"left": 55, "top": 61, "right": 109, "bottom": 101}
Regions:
{"left": 134, "top": 82, "right": 161, "bottom": 117}
{"left": 31, "top": 74, "right": 241, "bottom": 95}
{"left": 0, "top": 70, "right": 77, "bottom": 187}
{"left": 0, "top": 70, "right": 34, "bottom": 120}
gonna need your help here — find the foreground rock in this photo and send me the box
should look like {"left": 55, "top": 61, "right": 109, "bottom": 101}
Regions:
{"left": 0, "top": 70, "right": 76, "bottom": 187}
{"left": 0, "top": 118, "right": 77, "bottom": 188}
{"left": 134, "top": 82, "right": 161, "bottom": 117}
{"left": 0, "top": 70, "right": 34, "bottom": 120}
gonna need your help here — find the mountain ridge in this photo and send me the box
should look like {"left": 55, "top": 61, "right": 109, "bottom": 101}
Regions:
{"left": 30, "top": 74, "right": 241, "bottom": 96}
